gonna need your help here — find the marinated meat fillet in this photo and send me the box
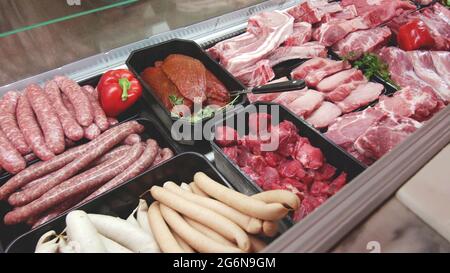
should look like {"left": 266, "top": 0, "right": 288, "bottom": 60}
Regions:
{"left": 316, "top": 68, "right": 365, "bottom": 93}
{"left": 332, "top": 26, "right": 392, "bottom": 60}
{"left": 162, "top": 54, "right": 207, "bottom": 103}
{"left": 141, "top": 66, "right": 193, "bottom": 111}
{"left": 284, "top": 22, "right": 313, "bottom": 46}
{"left": 205, "top": 70, "right": 230, "bottom": 106}
{"left": 336, "top": 82, "right": 384, "bottom": 113}
{"left": 268, "top": 42, "right": 327, "bottom": 67}
{"left": 306, "top": 102, "right": 342, "bottom": 129}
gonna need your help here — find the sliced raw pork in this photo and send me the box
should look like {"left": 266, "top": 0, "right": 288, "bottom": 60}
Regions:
{"left": 354, "top": 115, "right": 421, "bottom": 160}
{"left": 287, "top": 0, "right": 343, "bottom": 24}
{"left": 268, "top": 42, "right": 327, "bottom": 67}
{"left": 247, "top": 77, "right": 288, "bottom": 103}
{"left": 291, "top": 58, "right": 331, "bottom": 80}
{"left": 306, "top": 102, "right": 342, "bottom": 129}
{"left": 332, "top": 26, "right": 392, "bottom": 60}
{"left": 207, "top": 32, "right": 258, "bottom": 61}
{"left": 222, "top": 11, "right": 294, "bottom": 75}
{"left": 375, "top": 87, "right": 441, "bottom": 122}
{"left": 326, "top": 80, "right": 368, "bottom": 102}
{"left": 272, "top": 89, "right": 308, "bottom": 107}
{"left": 304, "top": 59, "right": 351, "bottom": 87}
{"left": 316, "top": 68, "right": 365, "bottom": 93}
{"left": 408, "top": 51, "right": 450, "bottom": 102}
{"left": 285, "top": 22, "right": 313, "bottom": 46}
{"left": 336, "top": 82, "right": 384, "bottom": 113}
{"left": 234, "top": 59, "right": 275, "bottom": 87}
{"left": 321, "top": 4, "right": 358, "bottom": 23}
{"left": 312, "top": 17, "right": 369, "bottom": 47}
{"left": 286, "top": 90, "right": 324, "bottom": 118}
{"left": 430, "top": 51, "right": 450, "bottom": 86}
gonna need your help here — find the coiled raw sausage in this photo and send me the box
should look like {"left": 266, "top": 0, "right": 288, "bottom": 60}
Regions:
{"left": 25, "top": 84, "right": 65, "bottom": 154}
{"left": 0, "top": 91, "right": 30, "bottom": 154}
{"left": 44, "top": 80, "right": 84, "bottom": 141}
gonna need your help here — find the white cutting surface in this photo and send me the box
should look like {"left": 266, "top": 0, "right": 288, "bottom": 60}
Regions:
{"left": 396, "top": 144, "right": 450, "bottom": 242}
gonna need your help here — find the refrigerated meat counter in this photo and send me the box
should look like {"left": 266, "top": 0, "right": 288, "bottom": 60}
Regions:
{"left": 0, "top": 0, "right": 449, "bottom": 253}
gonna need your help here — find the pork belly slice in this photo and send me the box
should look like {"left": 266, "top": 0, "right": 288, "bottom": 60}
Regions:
{"left": 207, "top": 32, "right": 258, "bottom": 61}
{"left": 268, "top": 42, "right": 327, "bottom": 67}
{"left": 326, "top": 80, "right": 368, "bottom": 102}
{"left": 306, "top": 102, "right": 342, "bottom": 129}
{"left": 316, "top": 68, "right": 365, "bottom": 93}
{"left": 354, "top": 115, "right": 421, "bottom": 160}
{"left": 408, "top": 51, "right": 450, "bottom": 102}
{"left": 234, "top": 59, "right": 275, "bottom": 88}
{"left": 285, "top": 22, "right": 313, "bottom": 46}
{"left": 312, "top": 16, "right": 369, "bottom": 47}
{"left": 336, "top": 82, "right": 384, "bottom": 113}
{"left": 305, "top": 59, "right": 351, "bottom": 87}
{"left": 291, "top": 57, "right": 332, "bottom": 80}
{"left": 332, "top": 26, "right": 391, "bottom": 60}
{"left": 286, "top": 90, "right": 324, "bottom": 118}
{"left": 247, "top": 77, "right": 288, "bottom": 103}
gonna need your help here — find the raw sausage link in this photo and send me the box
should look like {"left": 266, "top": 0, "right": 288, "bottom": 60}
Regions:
{"left": 44, "top": 80, "right": 84, "bottom": 141}
{"left": 7, "top": 121, "right": 143, "bottom": 207}
{"left": 90, "top": 145, "right": 131, "bottom": 167}
{"left": 160, "top": 148, "right": 174, "bottom": 163}
{"left": 54, "top": 76, "right": 93, "bottom": 127}
{"left": 83, "top": 124, "right": 101, "bottom": 140}
{"left": 151, "top": 148, "right": 162, "bottom": 166}
{"left": 82, "top": 85, "right": 109, "bottom": 131}
{"left": 4, "top": 142, "right": 145, "bottom": 225}
{"left": 16, "top": 94, "right": 55, "bottom": 161}
{"left": 82, "top": 139, "right": 159, "bottom": 203}
{"left": 0, "top": 91, "right": 31, "bottom": 154}
{"left": 122, "top": 134, "right": 141, "bottom": 145}
{"left": 0, "top": 128, "right": 26, "bottom": 174}
{"left": 25, "top": 84, "right": 65, "bottom": 154}
{"left": 107, "top": 117, "right": 119, "bottom": 126}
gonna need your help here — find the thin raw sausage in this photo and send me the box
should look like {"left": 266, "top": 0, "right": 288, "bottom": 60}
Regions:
{"left": 7, "top": 121, "right": 143, "bottom": 207}
{"left": 122, "top": 134, "right": 141, "bottom": 145}
{"left": 0, "top": 128, "right": 26, "bottom": 174}
{"left": 82, "top": 85, "right": 109, "bottom": 131}
{"left": 4, "top": 142, "right": 145, "bottom": 225}
{"left": 83, "top": 124, "right": 101, "bottom": 140}
{"left": 90, "top": 145, "right": 131, "bottom": 167}
{"left": 0, "top": 91, "right": 30, "bottom": 154}
{"left": 16, "top": 94, "right": 55, "bottom": 161}
{"left": 25, "top": 84, "right": 65, "bottom": 154}
{"left": 81, "top": 139, "right": 159, "bottom": 203}
{"left": 55, "top": 76, "right": 93, "bottom": 127}
{"left": 44, "top": 80, "right": 84, "bottom": 141}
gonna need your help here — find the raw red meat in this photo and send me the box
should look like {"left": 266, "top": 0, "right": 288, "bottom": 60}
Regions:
{"left": 205, "top": 70, "right": 230, "bottom": 106}
{"left": 304, "top": 59, "right": 351, "bottom": 87}
{"left": 286, "top": 90, "right": 324, "bottom": 118}
{"left": 294, "top": 140, "right": 324, "bottom": 170}
{"left": 316, "top": 68, "right": 365, "bottom": 93}
{"left": 215, "top": 126, "right": 238, "bottom": 147}
{"left": 332, "top": 26, "right": 392, "bottom": 60}
{"left": 278, "top": 160, "right": 306, "bottom": 180}
{"left": 234, "top": 59, "right": 275, "bottom": 87}
{"left": 312, "top": 17, "right": 369, "bottom": 47}
{"left": 354, "top": 115, "right": 421, "bottom": 160}
{"left": 336, "top": 82, "right": 384, "bottom": 113}
{"left": 285, "top": 22, "right": 313, "bottom": 46}
{"left": 162, "top": 54, "right": 207, "bottom": 103}
{"left": 248, "top": 112, "right": 272, "bottom": 136}
{"left": 267, "top": 42, "right": 327, "bottom": 67}
{"left": 306, "top": 102, "right": 342, "bottom": 129}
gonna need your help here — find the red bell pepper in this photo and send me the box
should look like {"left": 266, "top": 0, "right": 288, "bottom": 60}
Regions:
{"left": 397, "top": 19, "right": 435, "bottom": 51}
{"left": 97, "top": 69, "right": 142, "bottom": 117}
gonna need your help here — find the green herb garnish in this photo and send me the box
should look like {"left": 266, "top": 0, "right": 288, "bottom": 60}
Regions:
{"left": 353, "top": 53, "right": 400, "bottom": 89}
{"left": 169, "top": 95, "right": 184, "bottom": 106}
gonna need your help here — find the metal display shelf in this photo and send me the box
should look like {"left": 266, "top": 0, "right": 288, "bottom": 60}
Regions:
{"left": 0, "top": 0, "right": 449, "bottom": 253}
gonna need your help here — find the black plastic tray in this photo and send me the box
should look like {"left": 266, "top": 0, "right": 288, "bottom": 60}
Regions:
{"left": 0, "top": 74, "right": 142, "bottom": 183}
{"left": 5, "top": 152, "right": 246, "bottom": 253}
{"left": 126, "top": 38, "right": 246, "bottom": 146}
{"left": 0, "top": 118, "right": 179, "bottom": 251}
{"left": 211, "top": 102, "right": 367, "bottom": 199}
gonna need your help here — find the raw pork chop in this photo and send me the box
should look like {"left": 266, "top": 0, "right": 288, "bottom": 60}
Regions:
{"left": 234, "top": 59, "right": 275, "bottom": 87}
{"left": 291, "top": 58, "right": 331, "bottom": 80}
{"left": 326, "top": 80, "right": 368, "bottom": 102}
{"left": 287, "top": 0, "right": 343, "bottom": 24}
{"left": 312, "top": 17, "right": 369, "bottom": 46}
{"left": 306, "top": 102, "right": 342, "bottom": 129}
{"left": 207, "top": 32, "right": 258, "bottom": 61}
{"left": 247, "top": 77, "right": 288, "bottom": 103}
{"left": 286, "top": 90, "right": 324, "bottom": 118}
{"left": 430, "top": 51, "right": 450, "bottom": 86}
{"left": 375, "top": 87, "right": 441, "bottom": 122}
{"left": 285, "top": 22, "right": 313, "bottom": 46}
{"left": 272, "top": 89, "right": 308, "bottom": 107}
{"left": 336, "top": 82, "right": 384, "bottom": 113}
{"left": 316, "top": 68, "right": 365, "bottom": 92}
{"left": 354, "top": 115, "right": 421, "bottom": 160}
{"left": 408, "top": 51, "right": 450, "bottom": 102}
{"left": 268, "top": 42, "right": 327, "bottom": 67}
{"left": 332, "top": 26, "right": 392, "bottom": 60}
{"left": 304, "top": 59, "right": 351, "bottom": 87}
{"left": 223, "top": 11, "right": 294, "bottom": 74}
{"left": 325, "top": 107, "right": 386, "bottom": 151}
